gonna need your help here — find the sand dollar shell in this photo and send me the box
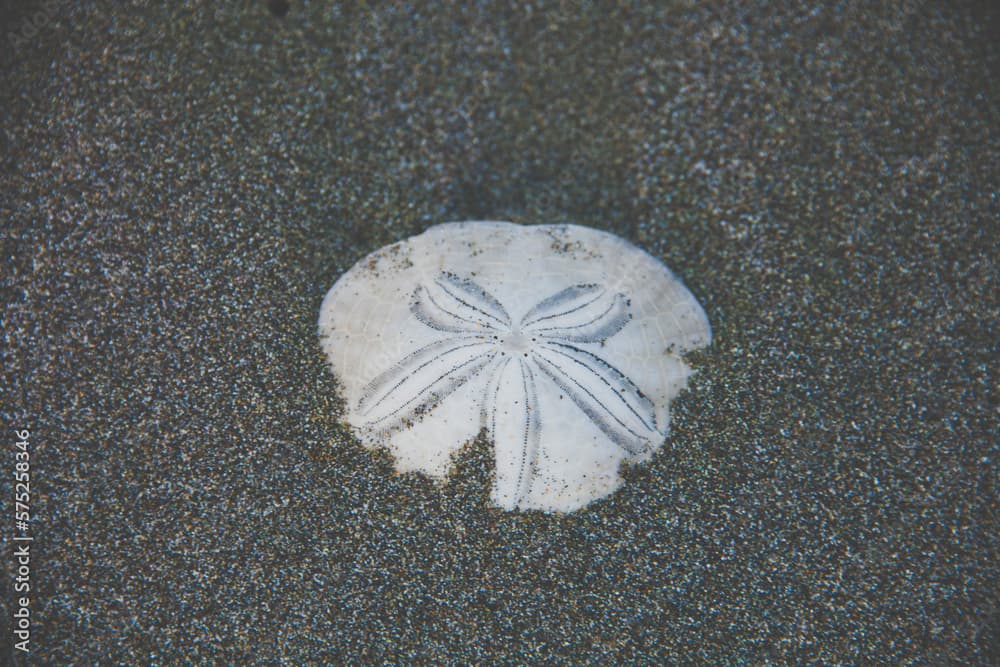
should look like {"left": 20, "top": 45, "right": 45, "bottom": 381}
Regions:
{"left": 318, "top": 221, "right": 711, "bottom": 512}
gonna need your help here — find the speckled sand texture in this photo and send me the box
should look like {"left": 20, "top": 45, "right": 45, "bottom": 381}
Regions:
{"left": 1, "top": 2, "right": 998, "bottom": 664}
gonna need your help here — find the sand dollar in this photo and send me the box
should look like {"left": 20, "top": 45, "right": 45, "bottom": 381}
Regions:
{"left": 318, "top": 221, "right": 711, "bottom": 512}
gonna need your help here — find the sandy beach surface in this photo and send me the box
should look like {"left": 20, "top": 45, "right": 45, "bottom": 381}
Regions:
{"left": 2, "top": 2, "right": 998, "bottom": 664}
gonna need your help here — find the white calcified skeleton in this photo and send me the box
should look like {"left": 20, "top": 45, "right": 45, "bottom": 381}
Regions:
{"left": 318, "top": 222, "right": 711, "bottom": 512}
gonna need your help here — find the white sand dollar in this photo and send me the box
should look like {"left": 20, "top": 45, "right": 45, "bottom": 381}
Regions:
{"left": 318, "top": 221, "right": 711, "bottom": 512}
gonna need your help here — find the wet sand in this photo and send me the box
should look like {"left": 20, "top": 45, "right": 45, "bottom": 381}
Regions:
{"left": 2, "top": 2, "right": 998, "bottom": 664}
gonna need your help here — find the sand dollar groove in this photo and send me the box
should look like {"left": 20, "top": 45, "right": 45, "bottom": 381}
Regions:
{"left": 318, "top": 221, "right": 711, "bottom": 512}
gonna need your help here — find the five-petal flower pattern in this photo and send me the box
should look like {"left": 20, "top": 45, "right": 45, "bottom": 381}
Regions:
{"left": 355, "top": 271, "right": 660, "bottom": 508}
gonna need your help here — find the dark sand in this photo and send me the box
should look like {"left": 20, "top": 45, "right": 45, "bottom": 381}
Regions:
{"left": 2, "top": 2, "right": 998, "bottom": 664}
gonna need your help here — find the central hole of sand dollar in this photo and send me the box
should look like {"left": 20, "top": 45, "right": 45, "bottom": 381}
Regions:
{"left": 502, "top": 330, "right": 531, "bottom": 354}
